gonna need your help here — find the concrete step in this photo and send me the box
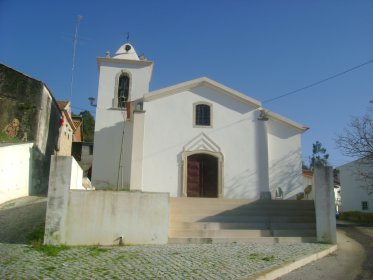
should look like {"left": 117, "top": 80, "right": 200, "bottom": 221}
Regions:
{"left": 169, "top": 228, "right": 315, "bottom": 238}
{"left": 168, "top": 236, "right": 317, "bottom": 244}
{"left": 168, "top": 229, "right": 272, "bottom": 238}
{"left": 272, "top": 229, "right": 316, "bottom": 237}
{"left": 170, "top": 199, "right": 315, "bottom": 210}
{"left": 170, "top": 215, "right": 316, "bottom": 223}
{"left": 168, "top": 198, "right": 316, "bottom": 243}
{"left": 169, "top": 222, "right": 270, "bottom": 230}
{"left": 170, "top": 208, "right": 316, "bottom": 216}
{"left": 168, "top": 222, "right": 316, "bottom": 231}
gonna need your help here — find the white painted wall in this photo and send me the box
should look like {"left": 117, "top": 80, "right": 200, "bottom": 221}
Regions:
{"left": 92, "top": 58, "right": 152, "bottom": 189}
{"left": 0, "top": 143, "right": 33, "bottom": 204}
{"left": 141, "top": 86, "right": 303, "bottom": 199}
{"left": 338, "top": 159, "right": 373, "bottom": 213}
{"left": 267, "top": 120, "right": 303, "bottom": 199}
{"left": 45, "top": 156, "right": 169, "bottom": 245}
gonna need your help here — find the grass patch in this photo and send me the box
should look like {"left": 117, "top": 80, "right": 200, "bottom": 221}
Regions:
{"left": 26, "top": 223, "right": 45, "bottom": 245}
{"left": 88, "top": 246, "right": 109, "bottom": 256}
{"left": 31, "top": 243, "right": 70, "bottom": 256}
{"left": 339, "top": 211, "right": 373, "bottom": 224}
{"left": 115, "top": 252, "right": 139, "bottom": 261}
{"left": 248, "top": 253, "right": 275, "bottom": 262}
{"left": 261, "top": 255, "right": 275, "bottom": 262}
{"left": 45, "top": 266, "right": 56, "bottom": 271}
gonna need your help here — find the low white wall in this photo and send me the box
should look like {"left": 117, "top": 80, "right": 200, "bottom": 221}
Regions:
{"left": 45, "top": 155, "right": 169, "bottom": 245}
{"left": 0, "top": 143, "right": 33, "bottom": 204}
{"left": 65, "top": 191, "right": 169, "bottom": 245}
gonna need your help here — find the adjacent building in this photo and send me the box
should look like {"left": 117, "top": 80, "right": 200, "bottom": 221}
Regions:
{"left": 338, "top": 159, "right": 373, "bottom": 213}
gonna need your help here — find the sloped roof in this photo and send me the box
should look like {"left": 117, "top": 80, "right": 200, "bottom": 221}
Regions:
{"left": 144, "top": 77, "right": 308, "bottom": 132}
{"left": 144, "top": 77, "right": 261, "bottom": 108}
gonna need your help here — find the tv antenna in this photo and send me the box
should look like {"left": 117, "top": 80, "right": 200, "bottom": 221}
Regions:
{"left": 70, "top": 15, "right": 83, "bottom": 103}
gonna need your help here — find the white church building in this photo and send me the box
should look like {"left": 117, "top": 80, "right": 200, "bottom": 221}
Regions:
{"left": 92, "top": 43, "right": 308, "bottom": 200}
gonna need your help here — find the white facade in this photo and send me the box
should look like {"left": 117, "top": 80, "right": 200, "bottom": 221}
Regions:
{"left": 338, "top": 159, "right": 373, "bottom": 213}
{"left": 0, "top": 143, "right": 34, "bottom": 204}
{"left": 92, "top": 43, "right": 307, "bottom": 200}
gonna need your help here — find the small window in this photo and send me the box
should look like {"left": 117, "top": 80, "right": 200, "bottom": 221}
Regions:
{"left": 195, "top": 104, "right": 211, "bottom": 126}
{"left": 89, "top": 144, "right": 94, "bottom": 155}
{"left": 118, "top": 74, "right": 130, "bottom": 108}
{"left": 362, "top": 201, "right": 369, "bottom": 210}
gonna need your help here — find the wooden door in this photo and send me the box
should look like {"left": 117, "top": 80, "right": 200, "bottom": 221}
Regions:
{"left": 187, "top": 154, "right": 218, "bottom": 198}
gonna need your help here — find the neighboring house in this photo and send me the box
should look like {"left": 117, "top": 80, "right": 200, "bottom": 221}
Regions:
{"left": 338, "top": 159, "right": 373, "bottom": 213}
{"left": 71, "top": 116, "right": 94, "bottom": 177}
{"left": 56, "top": 101, "right": 75, "bottom": 156}
{"left": 0, "top": 63, "right": 63, "bottom": 202}
{"left": 92, "top": 43, "right": 308, "bottom": 199}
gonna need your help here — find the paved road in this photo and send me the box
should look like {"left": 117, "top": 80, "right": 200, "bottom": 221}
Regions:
{"left": 277, "top": 225, "right": 373, "bottom": 280}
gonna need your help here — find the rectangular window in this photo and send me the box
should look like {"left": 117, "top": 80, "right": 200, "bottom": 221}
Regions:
{"left": 362, "top": 201, "right": 369, "bottom": 210}
{"left": 195, "top": 104, "right": 211, "bottom": 126}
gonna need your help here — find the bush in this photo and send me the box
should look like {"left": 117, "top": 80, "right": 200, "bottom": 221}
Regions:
{"left": 339, "top": 211, "right": 373, "bottom": 224}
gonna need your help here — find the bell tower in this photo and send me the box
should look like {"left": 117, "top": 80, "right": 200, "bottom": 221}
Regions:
{"left": 92, "top": 43, "right": 153, "bottom": 189}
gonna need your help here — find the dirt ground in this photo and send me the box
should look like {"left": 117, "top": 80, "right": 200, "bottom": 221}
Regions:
{"left": 0, "top": 196, "right": 47, "bottom": 244}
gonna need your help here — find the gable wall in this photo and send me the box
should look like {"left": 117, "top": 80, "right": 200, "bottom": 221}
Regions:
{"left": 142, "top": 86, "right": 264, "bottom": 198}
{"left": 267, "top": 120, "right": 303, "bottom": 198}
{"left": 338, "top": 160, "right": 373, "bottom": 213}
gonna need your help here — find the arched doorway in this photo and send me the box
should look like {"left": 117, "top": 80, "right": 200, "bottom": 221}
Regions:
{"left": 187, "top": 153, "right": 218, "bottom": 197}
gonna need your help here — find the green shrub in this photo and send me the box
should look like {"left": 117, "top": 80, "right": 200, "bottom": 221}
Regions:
{"left": 339, "top": 211, "right": 373, "bottom": 223}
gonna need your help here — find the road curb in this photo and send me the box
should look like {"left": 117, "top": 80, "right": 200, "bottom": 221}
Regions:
{"left": 244, "top": 244, "right": 338, "bottom": 280}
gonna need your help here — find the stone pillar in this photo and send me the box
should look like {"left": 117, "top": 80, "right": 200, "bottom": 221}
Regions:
{"left": 44, "top": 156, "right": 82, "bottom": 245}
{"left": 130, "top": 110, "right": 145, "bottom": 191}
{"left": 314, "top": 166, "right": 337, "bottom": 244}
{"left": 255, "top": 110, "right": 270, "bottom": 200}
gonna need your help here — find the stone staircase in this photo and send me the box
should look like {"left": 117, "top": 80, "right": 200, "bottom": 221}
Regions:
{"left": 168, "top": 197, "right": 316, "bottom": 244}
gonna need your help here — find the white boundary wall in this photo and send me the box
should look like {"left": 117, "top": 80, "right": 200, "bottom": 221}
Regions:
{"left": 0, "top": 143, "right": 33, "bottom": 204}
{"left": 45, "top": 155, "right": 169, "bottom": 245}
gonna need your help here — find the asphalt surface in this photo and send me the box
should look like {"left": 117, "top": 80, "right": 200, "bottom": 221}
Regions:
{"left": 277, "top": 225, "right": 373, "bottom": 280}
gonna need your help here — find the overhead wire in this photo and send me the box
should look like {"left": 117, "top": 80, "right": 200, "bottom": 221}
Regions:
{"left": 263, "top": 58, "right": 373, "bottom": 104}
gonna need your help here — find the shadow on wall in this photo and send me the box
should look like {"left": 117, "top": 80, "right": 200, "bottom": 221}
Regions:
{"left": 92, "top": 119, "right": 133, "bottom": 189}
{"left": 267, "top": 120, "right": 299, "bottom": 140}
{"left": 29, "top": 146, "right": 52, "bottom": 195}
{"left": 269, "top": 149, "right": 303, "bottom": 199}
{"left": 224, "top": 168, "right": 260, "bottom": 199}
{"left": 191, "top": 87, "right": 256, "bottom": 114}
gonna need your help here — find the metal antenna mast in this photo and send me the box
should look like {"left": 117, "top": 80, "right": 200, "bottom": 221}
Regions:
{"left": 70, "top": 15, "right": 83, "bottom": 102}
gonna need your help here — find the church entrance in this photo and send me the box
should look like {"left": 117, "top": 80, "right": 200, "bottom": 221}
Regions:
{"left": 187, "top": 153, "right": 218, "bottom": 197}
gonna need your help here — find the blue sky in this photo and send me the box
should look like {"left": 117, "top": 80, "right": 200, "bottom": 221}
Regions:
{"left": 1, "top": 0, "right": 373, "bottom": 167}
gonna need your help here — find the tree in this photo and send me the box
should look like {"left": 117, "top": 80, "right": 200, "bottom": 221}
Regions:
{"left": 336, "top": 111, "right": 373, "bottom": 161}
{"left": 310, "top": 141, "right": 329, "bottom": 169}
{"left": 336, "top": 111, "right": 373, "bottom": 192}
{"left": 74, "top": 110, "right": 95, "bottom": 143}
